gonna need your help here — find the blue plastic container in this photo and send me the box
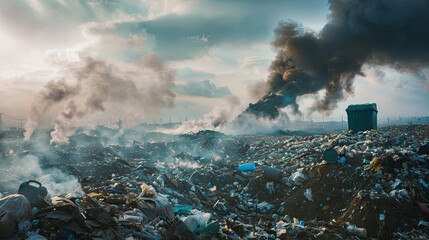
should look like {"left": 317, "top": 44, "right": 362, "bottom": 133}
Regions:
{"left": 238, "top": 162, "right": 256, "bottom": 172}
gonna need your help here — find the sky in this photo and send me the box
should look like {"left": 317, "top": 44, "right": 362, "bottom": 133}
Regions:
{"left": 0, "top": 0, "right": 428, "bottom": 130}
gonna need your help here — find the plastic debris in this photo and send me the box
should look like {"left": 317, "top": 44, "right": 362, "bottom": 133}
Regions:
{"left": 419, "top": 178, "right": 429, "bottom": 188}
{"left": 323, "top": 147, "right": 339, "bottom": 163}
{"left": 419, "top": 220, "right": 429, "bottom": 227}
{"left": 346, "top": 224, "right": 367, "bottom": 238}
{"left": 289, "top": 168, "right": 308, "bottom": 185}
{"left": 0, "top": 194, "right": 32, "bottom": 222}
{"left": 263, "top": 166, "right": 283, "bottom": 182}
{"left": 238, "top": 162, "right": 256, "bottom": 172}
{"left": 370, "top": 157, "right": 384, "bottom": 172}
{"left": 418, "top": 144, "right": 429, "bottom": 155}
{"left": 304, "top": 188, "right": 313, "bottom": 201}
{"left": 392, "top": 179, "right": 402, "bottom": 189}
{"left": 0, "top": 124, "right": 428, "bottom": 239}
{"left": 139, "top": 183, "right": 158, "bottom": 198}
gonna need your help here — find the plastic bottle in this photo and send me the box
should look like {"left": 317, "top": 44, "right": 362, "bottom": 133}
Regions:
{"left": 346, "top": 225, "right": 367, "bottom": 238}
{"left": 122, "top": 214, "right": 143, "bottom": 223}
{"left": 238, "top": 162, "right": 256, "bottom": 172}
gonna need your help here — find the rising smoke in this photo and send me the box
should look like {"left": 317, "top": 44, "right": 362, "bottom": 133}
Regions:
{"left": 0, "top": 154, "right": 83, "bottom": 197}
{"left": 167, "top": 95, "right": 241, "bottom": 134}
{"left": 25, "top": 54, "right": 175, "bottom": 143}
{"left": 24, "top": 80, "right": 80, "bottom": 140}
{"left": 245, "top": 0, "right": 429, "bottom": 119}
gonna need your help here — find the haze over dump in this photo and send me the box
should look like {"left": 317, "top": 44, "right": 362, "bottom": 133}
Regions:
{"left": 25, "top": 54, "right": 175, "bottom": 143}
{"left": 245, "top": 0, "right": 429, "bottom": 119}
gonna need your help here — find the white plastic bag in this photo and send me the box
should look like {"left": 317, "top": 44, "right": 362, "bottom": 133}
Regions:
{"left": 289, "top": 168, "right": 307, "bottom": 185}
{"left": 182, "top": 210, "right": 211, "bottom": 233}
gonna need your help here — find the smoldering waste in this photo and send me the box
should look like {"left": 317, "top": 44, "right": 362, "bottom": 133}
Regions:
{"left": 0, "top": 125, "right": 429, "bottom": 239}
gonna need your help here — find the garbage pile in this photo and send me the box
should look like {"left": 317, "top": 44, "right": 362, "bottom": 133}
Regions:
{"left": 0, "top": 124, "right": 429, "bottom": 239}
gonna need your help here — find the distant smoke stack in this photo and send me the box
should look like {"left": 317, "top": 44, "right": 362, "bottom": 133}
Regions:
{"left": 245, "top": 0, "right": 429, "bottom": 119}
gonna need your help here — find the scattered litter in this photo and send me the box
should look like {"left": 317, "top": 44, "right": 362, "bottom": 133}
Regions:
{"left": 346, "top": 224, "right": 367, "bottom": 238}
{"left": 392, "top": 179, "right": 402, "bottom": 189}
{"left": 419, "top": 220, "right": 429, "bottom": 227}
{"left": 304, "top": 188, "right": 313, "bottom": 201}
{"left": 419, "top": 178, "right": 429, "bottom": 188}
{"left": 0, "top": 125, "right": 428, "bottom": 239}
{"left": 238, "top": 162, "right": 256, "bottom": 172}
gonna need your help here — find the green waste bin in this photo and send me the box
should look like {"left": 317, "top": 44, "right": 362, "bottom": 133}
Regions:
{"left": 346, "top": 103, "right": 378, "bottom": 132}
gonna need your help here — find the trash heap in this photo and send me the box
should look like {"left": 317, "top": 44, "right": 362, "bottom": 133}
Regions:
{"left": 0, "top": 125, "right": 429, "bottom": 239}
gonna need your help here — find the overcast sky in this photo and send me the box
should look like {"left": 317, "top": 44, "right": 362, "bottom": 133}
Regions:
{"left": 0, "top": 0, "right": 428, "bottom": 129}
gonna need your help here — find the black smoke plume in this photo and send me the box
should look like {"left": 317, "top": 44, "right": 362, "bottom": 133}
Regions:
{"left": 245, "top": 0, "right": 429, "bottom": 119}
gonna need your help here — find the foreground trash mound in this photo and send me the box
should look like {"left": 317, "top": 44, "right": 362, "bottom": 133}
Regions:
{"left": 0, "top": 125, "right": 428, "bottom": 239}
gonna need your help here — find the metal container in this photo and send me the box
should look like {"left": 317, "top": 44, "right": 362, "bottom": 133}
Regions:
{"left": 346, "top": 103, "right": 378, "bottom": 132}
{"left": 18, "top": 180, "right": 48, "bottom": 205}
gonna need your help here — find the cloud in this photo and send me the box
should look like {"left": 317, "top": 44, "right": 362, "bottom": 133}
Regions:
{"left": 79, "top": 0, "right": 329, "bottom": 60}
{"left": 91, "top": 13, "right": 272, "bottom": 60}
{"left": 363, "top": 67, "right": 387, "bottom": 85}
{"left": 176, "top": 67, "right": 215, "bottom": 81}
{"left": 187, "top": 34, "right": 209, "bottom": 43}
{"left": 175, "top": 80, "right": 231, "bottom": 98}
{"left": 0, "top": 0, "right": 148, "bottom": 37}
{"left": 0, "top": 0, "right": 329, "bottom": 63}
{"left": 239, "top": 56, "right": 271, "bottom": 69}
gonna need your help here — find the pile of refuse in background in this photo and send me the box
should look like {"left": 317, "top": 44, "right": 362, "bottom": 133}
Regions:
{"left": 0, "top": 124, "right": 429, "bottom": 239}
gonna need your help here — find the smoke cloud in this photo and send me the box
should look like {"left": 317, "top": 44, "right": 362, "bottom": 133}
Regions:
{"left": 164, "top": 95, "right": 241, "bottom": 134}
{"left": 246, "top": 0, "right": 429, "bottom": 119}
{"left": 24, "top": 80, "right": 80, "bottom": 140}
{"left": 0, "top": 155, "right": 83, "bottom": 197}
{"left": 25, "top": 54, "right": 175, "bottom": 144}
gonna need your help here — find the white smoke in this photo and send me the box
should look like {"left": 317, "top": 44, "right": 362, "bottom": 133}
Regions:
{"left": 0, "top": 155, "right": 83, "bottom": 197}
{"left": 162, "top": 96, "right": 296, "bottom": 135}
{"left": 25, "top": 53, "right": 176, "bottom": 144}
{"left": 162, "top": 95, "right": 241, "bottom": 134}
{"left": 223, "top": 112, "right": 291, "bottom": 135}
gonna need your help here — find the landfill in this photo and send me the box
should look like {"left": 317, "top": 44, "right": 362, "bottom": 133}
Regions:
{"left": 0, "top": 124, "right": 429, "bottom": 239}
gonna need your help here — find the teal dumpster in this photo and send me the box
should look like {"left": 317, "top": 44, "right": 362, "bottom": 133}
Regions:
{"left": 346, "top": 103, "right": 378, "bottom": 132}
